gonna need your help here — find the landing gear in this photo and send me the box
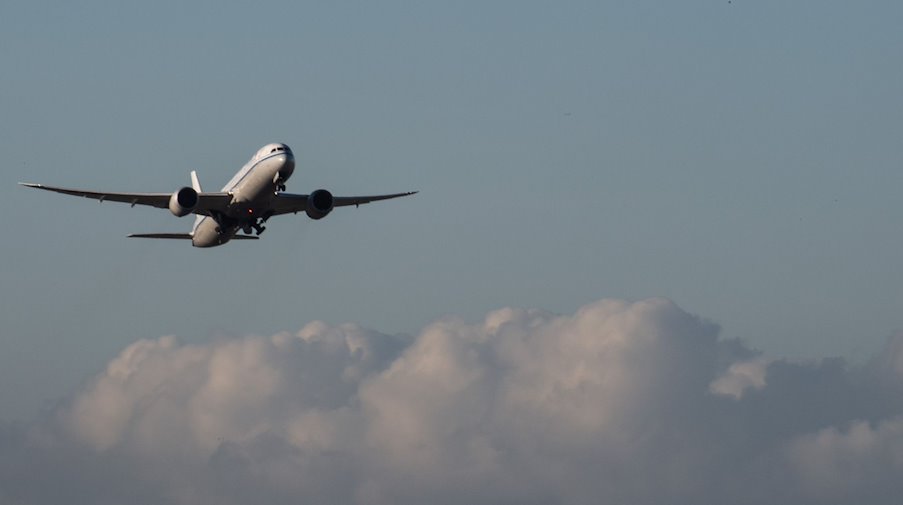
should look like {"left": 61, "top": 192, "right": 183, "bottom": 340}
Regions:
{"left": 241, "top": 219, "right": 266, "bottom": 235}
{"left": 274, "top": 172, "right": 288, "bottom": 193}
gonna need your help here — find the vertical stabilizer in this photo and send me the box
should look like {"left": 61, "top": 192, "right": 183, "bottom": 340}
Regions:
{"left": 190, "top": 170, "right": 202, "bottom": 192}
{"left": 190, "top": 171, "right": 203, "bottom": 234}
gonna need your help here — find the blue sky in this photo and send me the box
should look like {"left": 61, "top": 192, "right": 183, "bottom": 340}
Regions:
{"left": 2, "top": 0, "right": 902, "bottom": 425}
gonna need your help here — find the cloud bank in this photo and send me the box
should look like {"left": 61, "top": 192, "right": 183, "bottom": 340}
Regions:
{"left": 3, "top": 298, "right": 903, "bottom": 504}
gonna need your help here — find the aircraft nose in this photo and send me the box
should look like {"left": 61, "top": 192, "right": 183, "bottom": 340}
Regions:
{"left": 278, "top": 153, "right": 295, "bottom": 181}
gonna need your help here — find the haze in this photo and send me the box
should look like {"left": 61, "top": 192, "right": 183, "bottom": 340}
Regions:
{"left": 1, "top": 1, "right": 902, "bottom": 503}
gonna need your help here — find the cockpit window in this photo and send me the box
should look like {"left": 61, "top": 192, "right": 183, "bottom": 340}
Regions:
{"left": 270, "top": 147, "right": 285, "bottom": 153}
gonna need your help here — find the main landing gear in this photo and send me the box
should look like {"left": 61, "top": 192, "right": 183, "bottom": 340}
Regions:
{"left": 241, "top": 220, "right": 266, "bottom": 236}
{"left": 218, "top": 209, "right": 274, "bottom": 237}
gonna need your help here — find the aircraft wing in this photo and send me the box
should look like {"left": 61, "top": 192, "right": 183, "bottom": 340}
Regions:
{"left": 19, "top": 183, "right": 233, "bottom": 215}
{"left": 271, "top": 191, "right": 418, "bottom": 216}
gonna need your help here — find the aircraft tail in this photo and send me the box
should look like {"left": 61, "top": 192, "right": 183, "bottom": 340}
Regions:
{"left": 128, "top": 233, "right": 193, "bottom": 239}
{"left": 127, "top": 233, "right": 259, "bottom": 241}
{"left": 190, "top": 171, "right": 204, "bottom": 232}
{"left": 190, "top": 170, "right": 202, "bottom": 192}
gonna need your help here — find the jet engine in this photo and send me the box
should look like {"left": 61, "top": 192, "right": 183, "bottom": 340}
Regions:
{"left": 306, "top": 189, "right": 334, "bottom": 220}
{"left": 169, "top": 187, "right": 198, "bottom": 217}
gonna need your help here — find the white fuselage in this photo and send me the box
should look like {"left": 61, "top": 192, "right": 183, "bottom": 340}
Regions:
{"left": 192, "top": 143, "right": 295, "bottom": 247}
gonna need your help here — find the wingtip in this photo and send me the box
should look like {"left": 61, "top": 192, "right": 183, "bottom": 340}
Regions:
{"left": 19, "top": 182, "right": 41, "bottom": 188}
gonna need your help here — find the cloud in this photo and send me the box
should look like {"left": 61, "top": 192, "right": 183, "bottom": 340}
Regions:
{"left": 2, "top": 299, "right": 903, "bottom": 504}
{"left": 788, "top": 418, "right": 903, "bottom": 503}
{"left": 709, "top": 357, "right": 769, "bottom": 399}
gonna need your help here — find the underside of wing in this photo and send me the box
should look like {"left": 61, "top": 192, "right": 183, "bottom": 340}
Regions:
{"left": 333, "top": 191, "right": 419, "bottom": 207}
{"left": 19, "top": 183, "right": 232, "bottom": 216}
{"left": 271, "top": 191, "right": 417, "bottom": 216}
{"left": 21, "top": 183, "right": 172, "bottom": 208}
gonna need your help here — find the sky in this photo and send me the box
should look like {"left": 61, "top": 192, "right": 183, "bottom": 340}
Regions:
{"left": 1, "top": 1, "right": 903, "bottom": 502}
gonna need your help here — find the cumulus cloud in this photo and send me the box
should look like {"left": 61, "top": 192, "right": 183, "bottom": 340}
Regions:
{"left": 2, "top": 299, "right": 903, "bottom": 504}
{"left": 709, "top": 357, "right": 769, "bottom": 399}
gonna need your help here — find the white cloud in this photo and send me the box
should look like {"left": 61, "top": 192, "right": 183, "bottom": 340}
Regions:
{"left": 3, "top": 298, "right": 903, "bottom": 504}
{"left": 710, "top": 357, "right": 769, "bottom": 399}
{"left": 788, "top": 418, "right": 903, "bottom": 502}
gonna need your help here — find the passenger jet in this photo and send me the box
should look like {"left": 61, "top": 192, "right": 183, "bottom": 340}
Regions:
{"left": 20, "top": 143, "right": 416, "bottom": 247}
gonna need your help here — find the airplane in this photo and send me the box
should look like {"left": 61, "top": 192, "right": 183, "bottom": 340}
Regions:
{"left": 20, "top": 143, "right": 416, "bottom": 247}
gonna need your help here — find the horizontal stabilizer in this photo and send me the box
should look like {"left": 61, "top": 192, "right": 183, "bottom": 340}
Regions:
{"left": 128, "top": 233, "right": 259, "bottom": 240}
{"left": 128, "top": 233, "right": 193, "bottom": 239}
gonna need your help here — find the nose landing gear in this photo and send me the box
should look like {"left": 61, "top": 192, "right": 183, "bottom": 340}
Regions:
{"left": 274, "top": 172, "right": 288, "bottom": 193}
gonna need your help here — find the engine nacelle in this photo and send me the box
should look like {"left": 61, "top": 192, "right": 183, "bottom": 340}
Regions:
{"left": 169, "top": 187, "right": 198, "bottom": 217}
{"left": 306, "top": 189, "right": 334, "bottom": 220}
